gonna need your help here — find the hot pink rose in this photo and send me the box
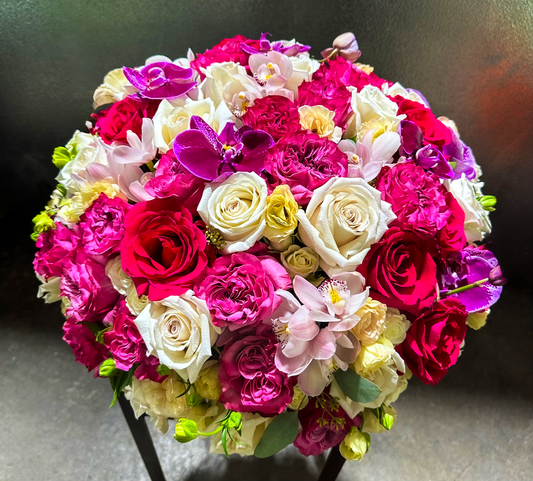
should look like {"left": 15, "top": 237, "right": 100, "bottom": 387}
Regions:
{"left": 294, "top": 396, "right": 359, "bottom": 456}
{"left": 357, "top": 226, "right": 438, "bottom": 316}
{"left": 61, "top": 253, "right": 119, "bottom": 323}
{"left": 33, "top": 223, "right": 80, "bottom": 280}
{"left": 265, "top": 131, "right": 348, "bottom": 206}
{"left": 144, "top": 150, "right": 205, "bottom": 216}
{"left": 78, "top": 193, "right": 131, "bottom": 257}
{"left": 376, "top": 162, "right": 455, "bottom": 236}
{"left": 121, "top": 196, "right": 214, "bottom": 301}
{"left": 397, "top": 298, "right": 467, "bottom": 385}
{"left": 103, "top": 300, "right": 146, "bottom": 371}
{"left": 218, "top": 323, "right": 293, "bottom": 417}
{"left": 195, "top": 252, "right": 291, "bottom": 330}
{"left": 63, "top": 317, "right": 108, "bottom": 372}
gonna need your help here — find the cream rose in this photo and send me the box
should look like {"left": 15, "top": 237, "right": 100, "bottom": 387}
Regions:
{"left": 298, "top": 105, "right": 342, "bottom": 142}
{"left": 297, "top": 177, "right": 396, "bottom": 276}
{"left": 194, "top": 360, "right": 222, "bottom": 400}
{"left": 286, "top": 54, "right": 320, "bottom": 96}
{"left": 92, "top": 68, "right": 137, "bottom": 108}
{"left": 125, "top": 373, "right": 189, "bottom": 433}
{"left": 382, "top": 308, "right": 411, "bottom": 345}
{"left": 448, "top": 174, "right": 492, "bottom": 242}
{"left": 135, "top": 292, "right": 219, "bottom": 383}
{"left": 280, "top": 245, "right": 320, "bottom": 279}
{"left": 105, "top": 256, "right": 131, "bottom": 295}
{"left": 198, "top": 172, "right": 267, "bottom": 253}
{"left": 351, "top": 298, "right": 387, "bottom": 346}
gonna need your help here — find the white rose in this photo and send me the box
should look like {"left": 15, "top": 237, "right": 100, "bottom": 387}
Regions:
{"left": 126, "top": 283, "right": 149, "bottom": 316}
{"left": 381, "top": 81, "right": 429, "bottom": 106}
{"left": 135, "top": 292, "right": 219, "bottom": 383}
{"left": 448, "top": 174, "right": 492, "bottom": 242}
{"left": 198, "top": 172, "right": 267, "bottom": 253}
{"left": 92, "top": 68, "right": 137, "bottom": 108}
{"left": 286, "top": 54, "right": 320, "bottom": 97}
{"left": 105, "top": 256, "right": 131, "bottom": 296}
{"left": 280, "top": 245, "right": 320, "bottom": 279}
{"left": 345, "top": 85, "right": 405, "bottom": 139}
{"left": 297, "top": 177, "right": 396, "bottom": 276}
{"left": 207, "top": 412, "right": 273, "bottom": 457}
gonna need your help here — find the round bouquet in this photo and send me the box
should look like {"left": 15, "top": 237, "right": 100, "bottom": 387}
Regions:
{"left": 32, "top": 32, "right": 504, "bottom": 461}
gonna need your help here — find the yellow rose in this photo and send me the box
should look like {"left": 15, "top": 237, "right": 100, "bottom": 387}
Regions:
{"left": 280, "top": 245, "right": 320, "bottom": 279}
{"left": 339, "top": 427, "right": 371, "bottom": 461}
{"left": 351, "top": 297, "right": 387, "bottom": 346}
{"left": 382, "top": 308, "right": 411, "bottom": 345}
{"left": 263, "top": 185, "right": 299, "bottom": 247}
{"left": 298, "top": 105, "right": 342, "bottom": 142}
{"left": 354, "top": 337, "right": 394, "bottom": 377}
{"left": 194, "top": 361, "right": 222, "bottom": 400}
{"left": 467, "top": 310, "right": 489, "bottom": 330}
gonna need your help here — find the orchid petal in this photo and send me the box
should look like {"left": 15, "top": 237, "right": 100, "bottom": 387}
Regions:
{"left": 298, "top": 360, "right": 330, "bottom": 397}
{"left": 309, "top": 329, "right": 336, "bottom": 360}
{"left": 293, "top": 275, "right": 327, "bottom": 311}
{"left": 289, "top": 307, "right": 320, "bottom": 341}
{"left": 173, "top": 129, "right": 223, "bottom": 180}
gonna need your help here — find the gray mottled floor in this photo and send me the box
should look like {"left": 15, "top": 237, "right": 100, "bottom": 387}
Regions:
{"left": 1, "top": 242, "right": 532, "bottom": 481}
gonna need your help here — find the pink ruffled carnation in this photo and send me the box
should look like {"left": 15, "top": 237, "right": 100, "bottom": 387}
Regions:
{"left": 195, "top": 252, "right": 291, "bottom": 330}
{"left": 33, "top": 223, "right": 80, "bottom": 280}
{"left": 315, "top": 57, "right": 389, "bottom": 91}
{"left": 134, "top": 354, "right": 167, "bottom": 383}
{"left": 265, "top": 131, "right": 348, "bottom": 206}
{"left": 60, "top": 253, "right": 119, "bottom": 323}
{"left": 144, "top": 150, "right": 205, "bottom": 216}
{"left": 294, "top": 396, "right": 359, "bottom": 456}
{"left": 79, "top": 193, "right": 131, "bottom": 257}
{"left": 62, "top": 317, "right": 108, "bottom": 372}
{"left": 218, "top": 323, "right": 294, "bottom": 417}
{"left": 103, "top": 300, "right": 146, "bottom": 371}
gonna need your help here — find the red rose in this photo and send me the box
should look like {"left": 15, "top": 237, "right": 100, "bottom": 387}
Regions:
{"left": 191, "top": 35, "right": 260, "bottom": 78}
{"left": 397, "top": 298, "right": 467, "bottom": 385}
{"left": 357, "top": 226, "right": 438, "bottom": 316}
{"left": 120, "top": 197, "right": 214, "bottom": 301}
{"left": 393, "top": 97, "right": 452, "bottom": 148}
{"left": 91, "top": 96, "right": 159, "bottom": 145}
{"left": 241, "top": 95, "right": 301, "bottom": 141}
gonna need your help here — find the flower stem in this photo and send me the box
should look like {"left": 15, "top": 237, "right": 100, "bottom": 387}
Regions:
{"left": 318, "top": 48, "right": 339, "bottom": 63}
{"left": 441, "top": 278, "right": 489, "bottom": 296}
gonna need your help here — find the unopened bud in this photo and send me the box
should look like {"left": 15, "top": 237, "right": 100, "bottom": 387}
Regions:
{"left": 156, "top": 364, "right": 171, "bottom": 376}
{"left": 227, "top": 411, "right": 243, "bottom": 431}
{"left": 488, "top": 266, "right": 507, "bottom": 286}
{"left": 174, "top": 418, "right": 198, "bottom": 443}
{"left": 99, "top": 359, "right": 118, "bottom": 377}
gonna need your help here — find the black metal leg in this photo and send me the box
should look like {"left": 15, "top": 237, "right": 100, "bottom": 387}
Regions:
{"left": 118, "top": 393, "right": 167, "bottom": 481}
{"left": 317, "top": 445, "right": 346, "bottom": 481}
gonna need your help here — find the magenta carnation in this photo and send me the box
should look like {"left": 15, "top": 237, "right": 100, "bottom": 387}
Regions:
{"left": 195, "top": 252, "right": 291, "bottom": 330}
{"left": 103, "top": 300, "right": 146, "bottom": 371}
{"left": 134, "top": 354, "right": 167, "bottom": 383}
{"left": 33, "top": 223, "right": 80, "bottom": 280}
{"left": 60, "top": 253, "right": 119, "bottom": 323}
{"left": 78, "top": 193, "right": 131, "bottom": 257}
{"left": 62, "top": 317, "right": 108, "bottom": 372}
{"left": 218, "top": 323, "right": 294, "bottom": 417}
{"left": 265, "top": 131, "right": 348, "bottom": 206}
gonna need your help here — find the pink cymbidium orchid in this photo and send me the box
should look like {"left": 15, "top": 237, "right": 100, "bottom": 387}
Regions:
{"left": 272, "top": 273, "right": 369, "bottom": 396}
{"left": 249, "top": 51, "right": 295, "bottom": 99}
{"left": 340, "top": 129, "right": 401, "bottom": 182}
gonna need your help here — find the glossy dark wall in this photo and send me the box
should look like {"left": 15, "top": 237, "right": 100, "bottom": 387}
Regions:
{"left": 1, "top": 0, "right": 532, "bottom": 291}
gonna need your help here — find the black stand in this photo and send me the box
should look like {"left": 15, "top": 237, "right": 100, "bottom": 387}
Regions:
{"left": 118, "top": 394, "right": 346, "bottom": 481}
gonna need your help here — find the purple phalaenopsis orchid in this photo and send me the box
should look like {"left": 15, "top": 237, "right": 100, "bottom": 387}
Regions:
{"left": 123, "top": 62, "right": 197, "bottom": 100}
{"left": 416, "top": 145, "right": 454, "bottom": 179}
{"left": 172, "top": 115, "right": 274, "bottom": 181}
{"left": 440, "top": 247, "right": 503, "bottom": 312}
{"left": 241, "top": 32, "right": 311, "bottom": 57}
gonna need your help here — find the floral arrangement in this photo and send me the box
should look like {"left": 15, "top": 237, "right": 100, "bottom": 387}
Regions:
{"left": 33, "top": 32, "right": 505, "bottom": 461}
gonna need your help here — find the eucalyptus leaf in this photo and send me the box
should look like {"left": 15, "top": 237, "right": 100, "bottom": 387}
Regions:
{"left": 333, "top": 368, "right": 381, "bottom": 404}
{"left": 254, "top": 410, "right": 299, "bottom": 458}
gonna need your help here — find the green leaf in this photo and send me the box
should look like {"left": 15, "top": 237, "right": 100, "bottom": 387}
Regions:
{"left": 221, "top": 427, "right": 229, "bottom": 458}
{"left": 333, "top": 369, "right": 381, "bottom": 404}
{"left": 95, "top": 326, "right": 112, "bottom": 344}
{"left": 254, "top": 410, "right": 299, "bottom": 458}
{"left": 109, "top": 366, "right": 136, "bottom": 408}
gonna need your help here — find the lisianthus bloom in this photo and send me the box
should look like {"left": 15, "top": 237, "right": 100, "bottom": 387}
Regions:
{"left": 376, "top": 162, "right": 462, "bottom": 237}
{"left": 123, "top": 61, "right": 196, "bottom": 100}
{"left": 440, "top": 247, "right": 503, "bottom": 313}
{"left": 191, "top": 35, "right": 261, "bottom": 78}
{"left": 33, "top": 223, "right": 80, "bottom": 280}
{"left": 218, "top": 323, "right": 294, "bottom": 417}
{"left": 90, "top": 96, "right": 159, "bottom": 145}
{"left": 195, "top": 251, "right": 291, "bottom": 330}
{"left": 357, "top": 226, "right": 438, "bottom": 316}
{"left": 397, "top": 298, "right": 467, "bottom": 385}
{"left": 103, "top": 300, "right": 146, "bottom": 371}
{"left": 265, "top": 131, "right": 348, "bottom": 206}
{"left": 294, "top": 393, "right": 359, "bottom": 456}
{"left": 78, "top": 192, "right": 131, "bottom": 257}
{"left": 143, "top": 150, "right": 205, "bottom": 216}
{"left": 241, "top": 95, "right": 301, "bottom": 141}
{"left": 61, "top": 253, "right": 119, "bottom": 323}
{"left": 63, "top": 317, "right": 108, "bottom": 372}
{"left": 272, "top": 273, "right": 368, "bottom": 396}
{"left": 121, "top": 196, "right": 214, "bottom": 301}
{"left": 173, "top": 115, "right": 274, "bottom": 181}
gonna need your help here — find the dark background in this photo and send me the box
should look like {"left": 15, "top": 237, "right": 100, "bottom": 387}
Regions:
{"left": 0, "top": 1, "right": 532, "bottom": 479}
